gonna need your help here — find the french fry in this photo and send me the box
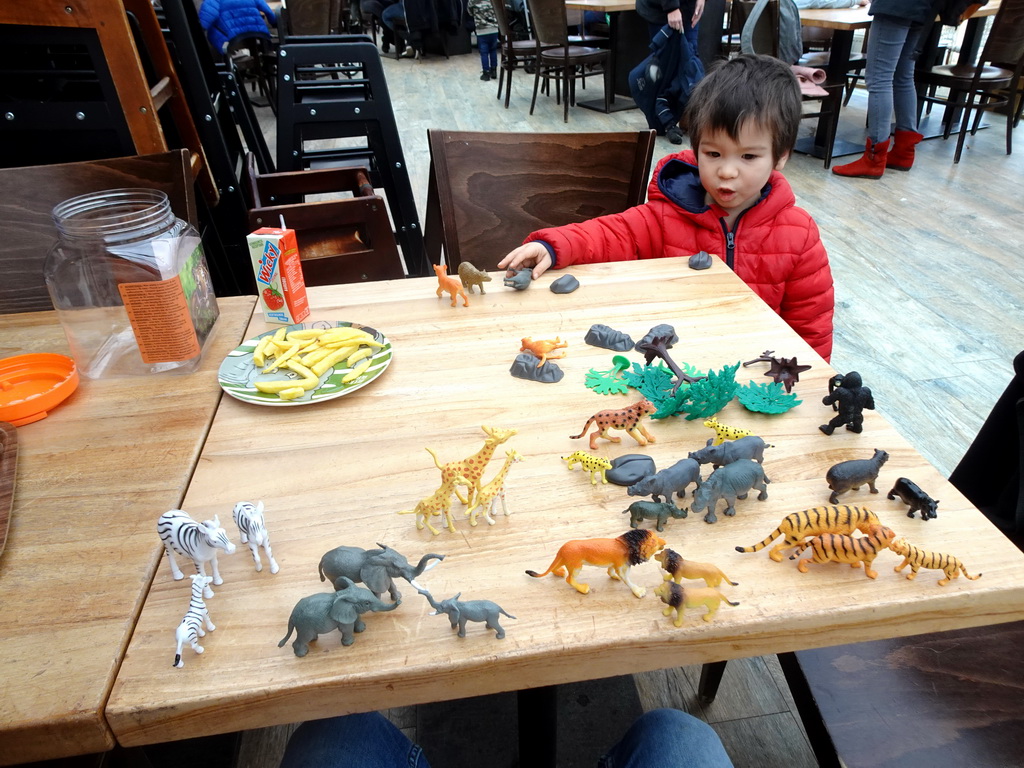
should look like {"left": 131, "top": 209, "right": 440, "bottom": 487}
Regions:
{"left": 311, "top": 346, "right": 354, "bottom": 377}
{"left": 262, "top": 340, "right": 301, "bottom": 373}
{"left": 252, "top": 336, "right": 273, "bottom": 367}
{"left": 347, "top": 346, "right": 372, "bottom": 366}
{"left": 342, "top": 358, "right": 372, "bottom": 383}
{"left": 277, "top": 387, "right": 306, "bottom": 400}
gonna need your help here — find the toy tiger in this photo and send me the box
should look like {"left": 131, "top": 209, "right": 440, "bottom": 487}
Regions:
{"left": 889, "top": 537, "right": 982, "bottom": 586}
{"left": 735, "top": 505, "right": 881, "bottom": 562}
{"left": 525, "top": 529, "right": 665, "bottom": 598}
{"left": 655, "top": 548, "right": 738, "bottom": 588}
{"left": 570, "top": 398, "right": 657, "bottom": 451}
{"left": 791, "top": 524, "right": 896, "bottom": 579}
{"left": 654, "top": 581, "right": 739, "bottom": 625}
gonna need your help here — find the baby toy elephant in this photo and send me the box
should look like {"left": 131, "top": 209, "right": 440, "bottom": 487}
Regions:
{"left": 826, "top": 449, "right": 889, "bottom": 504}
{"left": 418, "top": 589, "right": 515, "bottom": 639}
{"left": 503, "top": 267, "right": 532, "bottom": 290}
{"left": 279, "top": 577, "right": 400, "bottom": 657}
{"left": 622, "top": 500, "right": 687, "bottom": 532}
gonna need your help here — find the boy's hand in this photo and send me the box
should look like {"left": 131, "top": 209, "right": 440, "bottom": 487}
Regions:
{"left": 497, "top": 243, "right": 553, "bottom": 280}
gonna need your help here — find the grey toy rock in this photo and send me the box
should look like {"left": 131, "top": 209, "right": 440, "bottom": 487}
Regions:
{"left": 605, "top": 454, "right": 657, "bottom": 486}
{"left": 627, "top": 458, "right": 703, "bottom": 502}
{"left": 689, "top": 459, "right": 770, "bottom": 523}
{"left": 503, "top": 268, "right": 532, "bottom": 290}
{"left": 825, "top": 449, "right": 889, "bottom": 504}
{"left": 688, "top": 251, "right": 713, "bottom": 270}
{"left": 279, "top": 577, "right": 400, "bottom": 656}
{"left": 510, "top": 353, "right": 564, "bottom": 383}
{"left": 418, "top": 589, "right": 515, "bottom": 638}
{"left": 585, "top": 324, "right": 635, "bottom": 352}
{"left": 550, "top": 274, "right": 580, "bottom": 294}
{"left": 318, "top": 544, "right": 444, "bottom": 602}
{"left": 688, "top": 435, "right": 771, "bottom": 468}
{"left": 623, "top": 500, "right": 688, "bottom": 532}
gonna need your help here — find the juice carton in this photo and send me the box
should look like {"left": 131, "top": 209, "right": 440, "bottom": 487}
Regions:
{"left": 247, "top": 227, "right": 310, "bottom": 325}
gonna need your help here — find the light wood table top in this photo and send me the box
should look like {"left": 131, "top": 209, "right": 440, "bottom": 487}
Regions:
{"left": 0, "top": 296, "right": 254, "bottom": 765}
{"left": 565, "top": 0, "right": 636, "bottom": 12}
{"left": 108, "top": 259, "right": 1024, "bottom": 746}
{"left": 799, "top": 0, "right": 999, "bottom": 28}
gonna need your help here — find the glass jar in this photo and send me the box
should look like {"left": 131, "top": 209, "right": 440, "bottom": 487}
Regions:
{"left": 44, "top": 189, "right": 220, "bottom": 378}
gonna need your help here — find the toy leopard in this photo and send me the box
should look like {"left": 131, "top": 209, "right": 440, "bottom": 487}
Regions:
{"left": 571, "top": 399, "right": 657, "bottom": 451}
{"left": 561, "top": 450, "right": 613, "bottom": 484}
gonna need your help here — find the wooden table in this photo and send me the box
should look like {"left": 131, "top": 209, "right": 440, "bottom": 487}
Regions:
{"left": 107, "top": 259, "right": 1024, "bottom": 748}
{"left": 0, "top": 296, "right": 254, "bottom": 766}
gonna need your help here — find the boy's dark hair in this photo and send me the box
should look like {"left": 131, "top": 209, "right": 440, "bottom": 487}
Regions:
{"left": 683, "top": 54, "right": 802, "bottom": 164}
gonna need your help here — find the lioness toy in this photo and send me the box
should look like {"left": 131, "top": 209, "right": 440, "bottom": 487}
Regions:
{"left": 525, "top": 529, "right": 665, "bottom": 598}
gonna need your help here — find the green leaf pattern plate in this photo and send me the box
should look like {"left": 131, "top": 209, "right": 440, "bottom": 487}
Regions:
{"left": 218, "top": 321, "right": 393, "bottom": 406}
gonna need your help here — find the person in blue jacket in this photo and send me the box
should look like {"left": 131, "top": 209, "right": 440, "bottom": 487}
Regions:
{"left": 199, "top": 0, "right": 277, "bottom": 55}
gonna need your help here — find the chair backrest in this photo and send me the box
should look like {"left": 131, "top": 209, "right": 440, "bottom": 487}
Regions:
{"left": 980, "top": 0, "right": 1024, "bottom": 70}
{"left": 490, "top": 0, "right": 514, "bottom": 40}
{"left": 0, "top": 150, "right": 195, "bottom": 314}
{"left": 526, "top": 0, "right": 570, "bottom": 46}
{"left": 283, "top": 0, "right": 338, "bottom": 36}
{"left": 424, "top": 130, "right": 657, "bottom": 272}
{"left": 243, "top": 153, "right": 405, "bottom": 285}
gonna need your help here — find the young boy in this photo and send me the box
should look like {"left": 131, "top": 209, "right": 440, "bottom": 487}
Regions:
{"left": 497, "top": 54, "right": 835, "bottom": 361}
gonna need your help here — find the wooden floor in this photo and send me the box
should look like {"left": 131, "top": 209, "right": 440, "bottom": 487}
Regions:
{"left": 241, "top": 43, "right": 1024, "bottom": 768}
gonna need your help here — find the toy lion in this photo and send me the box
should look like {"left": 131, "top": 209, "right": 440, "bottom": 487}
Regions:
{"left": 525, "top": 529, "right": 665, "bottom": 598}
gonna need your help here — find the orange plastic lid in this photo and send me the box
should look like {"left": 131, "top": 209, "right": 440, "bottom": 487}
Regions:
{"left": 0, "top": 354, "right": 80, "bottom": 427}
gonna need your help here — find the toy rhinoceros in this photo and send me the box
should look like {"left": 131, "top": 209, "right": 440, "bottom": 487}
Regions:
{"left": 688, "top": 459, "right": 770, "bottom": 523}
{"left": 626, "top": 458, "right": 702, "bottom": 502}
{"left": 688, "top": 435, "right": 771, "bottom": 468}
{"left": 622, "top": 500, "right": 688, "bottom": 532}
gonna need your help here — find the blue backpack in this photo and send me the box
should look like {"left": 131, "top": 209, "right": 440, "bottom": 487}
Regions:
{"left": 628, "top": 26, "right": 705, "bottom": 135}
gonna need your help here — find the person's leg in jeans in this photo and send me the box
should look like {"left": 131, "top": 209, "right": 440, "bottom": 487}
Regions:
{"left": 865, "top": 15, "right": 913, "bottom": 144}
{"left": 280, "top": 712, "right": 431, "bottom": 768}
{"left": 892, "top": 25, "right": 923, "bottom": 133}
{"left": 479, "top": 32, "right": 498, "bottom": 79}
{"left": 598, "top": 708, "right": 733, "bottom": 768}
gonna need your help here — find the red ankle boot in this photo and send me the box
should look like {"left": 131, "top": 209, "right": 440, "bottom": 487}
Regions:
{"left": 886, "top": 130, "right": 923, "bottom": 171}
{"left": 832, "top": 138, "right": 890, "bottom": 179}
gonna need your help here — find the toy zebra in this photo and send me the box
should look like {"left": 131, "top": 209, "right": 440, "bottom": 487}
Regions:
{"left": 157, "top": 510, "right": 236, "bottom": 598}
{"left": 232, "top": 500, "right": 279, "bottom": 574}
{"left": 173, "top": 574, "right": 215, "bottom": 668}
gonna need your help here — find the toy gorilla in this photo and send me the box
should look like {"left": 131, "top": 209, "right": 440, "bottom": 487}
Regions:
{"left": 819, "top": 371, "right": 874, "bottom": 435}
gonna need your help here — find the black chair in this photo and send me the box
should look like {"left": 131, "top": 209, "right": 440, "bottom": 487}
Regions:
{"left": 916, "top": 0, "right": 1024, "bottom": 163}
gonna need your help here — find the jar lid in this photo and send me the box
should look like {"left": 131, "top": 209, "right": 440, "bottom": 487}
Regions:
{"left": 0, "top": 354, "right": 80, "bottom": 427}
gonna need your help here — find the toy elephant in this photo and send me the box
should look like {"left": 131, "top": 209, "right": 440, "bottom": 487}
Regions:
{"left": 417, "top": 589, "right": 515, "bottom": 638}
{"left": 688, "top": 459, "right": 770, "bottom": 523}
{"left": 279, "top": 577, "right": 401, "bottom": 657}
{"left": 318, "top": 544, "right": 444, "bottom": 602}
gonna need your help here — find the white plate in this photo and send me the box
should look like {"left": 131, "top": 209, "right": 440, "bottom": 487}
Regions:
{"left": 218, "top": 321, "right": 393, "bottom": 407}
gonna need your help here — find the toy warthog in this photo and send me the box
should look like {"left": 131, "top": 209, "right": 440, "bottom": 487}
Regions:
{"left": 623, "top": 500, "right": 687, "bottom": 531}
{"left": 627, "top": 458, "right": 702, "bottom": 502}
{"left": 688, "top": 460, "right": 770, "bottom": 523}
{"left": 825, "top": 449, "right": 889, "bottom": 504}
{"left": 688, "top": 435, "right": 770, "bottom": 468}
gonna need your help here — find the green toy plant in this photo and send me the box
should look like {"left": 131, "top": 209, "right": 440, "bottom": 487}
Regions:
{"left": 584, "top": 356, "right": 632, "bottom": 396}
{"left": 736, "top": 380, "right": 803, "bottom": 414}
{"left": 677, "top": 362, "right": 741, "bottom": 421}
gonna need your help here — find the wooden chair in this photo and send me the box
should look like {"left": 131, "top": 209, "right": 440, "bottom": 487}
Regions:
{"left": 740, "top": 0, "right": 845, "bottom": 168}
{"left": 525, "top": 0, "right": 612, "bottom": 121}
{"left": 243, "top": 153, "right": 405, "bottom": 285}
{"left": 281, "top": 0, "right": 340, "bottom": 38}
{"left": 491, "top": 0, "right": 542, "bottom": 109}
{"left": 423, "top": 129, "right": 656, "bottom": 272}
{"left": 916, "top": 0, "right": 1024, "bottom": 163}
{"left": 0, "top": 150, "right": 196, "bottom": 315}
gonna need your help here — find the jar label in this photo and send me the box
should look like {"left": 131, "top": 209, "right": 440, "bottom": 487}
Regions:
{"left": 118, "top": 277, "right": 201, "bottom": 363}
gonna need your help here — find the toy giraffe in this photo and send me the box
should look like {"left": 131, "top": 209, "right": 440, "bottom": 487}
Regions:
{"left": 425, "top": 425, "right": 518, "bottom": 509}
{"left": 433, "top": 263, "right": 468, "bottom": 308}
{"left": 398, "top": 474, "right": 472, "bottom": 535}
{"left": 467, "top": 449, "right": 523, "bottom": 526}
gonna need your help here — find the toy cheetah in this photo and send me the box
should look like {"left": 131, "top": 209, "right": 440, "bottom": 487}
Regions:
{"left": 571, "top": 399, "right": 657, "bottom": 451}
{"left": 703, "top": 416, "right": 755, "bottom": 446}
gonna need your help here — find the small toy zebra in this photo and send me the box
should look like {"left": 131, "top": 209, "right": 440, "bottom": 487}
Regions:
{"left": 157, "top": 510, "right": 236, "bottom": 598}
{"left": 173, "top": 574, "right": 215, "bottom": 668}
{"left": 232, "top": 500, "right": 279, "bottom": 574}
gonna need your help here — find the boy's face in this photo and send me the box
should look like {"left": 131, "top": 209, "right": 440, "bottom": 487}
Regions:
{"left": 697, "top": 121, "right": 789, "bottom": 221}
